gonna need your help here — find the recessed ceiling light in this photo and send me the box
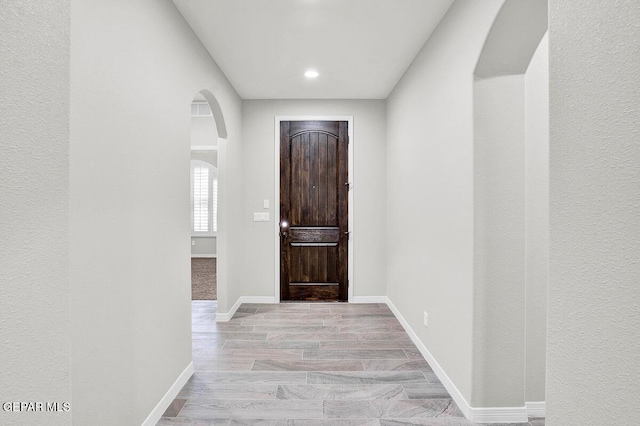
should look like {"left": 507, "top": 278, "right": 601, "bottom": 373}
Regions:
{"left": 304, "top": 70, "right": 319, "bottom": 78}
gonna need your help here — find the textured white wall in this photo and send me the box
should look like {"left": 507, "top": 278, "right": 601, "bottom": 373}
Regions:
{"left": 69, "top": 0, "right": 241, "bottom": 424}
{"left": 241, "top": 100, "right": 387, "bottom": 299}
{"left": 473, "top": 74, "right": 526, "bottom": 407}
{"left": 0, "top": 1, "right": 71, "bottom": 425}
{"left": 386, "top": 0, "right": 505, "bottom": 404}
{"left": 548, "top": 1, "right": 640, "bottom": 424}
{"left": 524, "top": 33, "right": 549, "bottom": 403}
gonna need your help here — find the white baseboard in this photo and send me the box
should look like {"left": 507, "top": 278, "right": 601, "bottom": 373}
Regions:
{"left": 384, "top": 296, "right": 528, "bottom": 424}
{"left": 216, "top": 297, "right": 242, "bottom": 322}
{"left": 141, "top": 361, "right": 194, "bottom": 426}
{"left": 526, "top": 401, "right": 546, "bottom": 418}
{"left": 384, "top": 297, "right": 473, "bottom": 419}
{"left": 191, "top": 254, "right": 217, "bottom": 258}
{"left": 352, "top": 296, "right": 387, "bottom": 304}
{"left": 468, "top": 407, "right": 528, "bottom": 423}
{"left": 216, "top": 296, "right": 276, "bottom": 322}
{"left": 240, "top": 296, "right": 277, "bottom": 304}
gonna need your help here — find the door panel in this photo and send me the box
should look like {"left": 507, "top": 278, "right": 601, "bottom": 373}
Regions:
{"left": 289, "top": 132, "right": 338, "bottom": 225}
{"left": 280, "top": 121, "right": 348, "bottom": 302}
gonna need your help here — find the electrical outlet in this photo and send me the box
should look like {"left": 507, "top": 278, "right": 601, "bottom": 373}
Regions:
{"left": 192, "top": 240, "right": 196, "bottom": 246}
{"left": 423, "top": 311, "right": 428, "bottom": 327}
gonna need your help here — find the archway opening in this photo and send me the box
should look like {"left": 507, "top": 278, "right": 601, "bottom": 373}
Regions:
{"left": 188, "top": 90, "right": 228, "bottom": 320}
{"left": 471, "top": 0, "right": 548, "bottom": 418}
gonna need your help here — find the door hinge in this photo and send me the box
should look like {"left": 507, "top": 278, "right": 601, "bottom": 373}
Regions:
{"left": 344, "top": 182, "right": 351, "bottom": 190}
{"left": 345, "top": 231, "right": 351, "bottom": 240}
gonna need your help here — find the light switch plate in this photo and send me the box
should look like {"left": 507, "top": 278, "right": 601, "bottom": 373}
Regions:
{"left": 253, "top": 212, "right": 270, "bottom": 222}
{"left": 263, "top": 199, "right": 269, "bottom": 209}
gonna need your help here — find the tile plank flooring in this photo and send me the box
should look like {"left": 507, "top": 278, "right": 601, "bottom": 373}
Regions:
{"left": 158, "top": 302, "right": 544, "bottom": 426}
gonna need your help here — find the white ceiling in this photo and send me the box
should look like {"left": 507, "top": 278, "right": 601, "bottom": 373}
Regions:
{"left": 172, "top": 0, "right": 454, "bottom": 99}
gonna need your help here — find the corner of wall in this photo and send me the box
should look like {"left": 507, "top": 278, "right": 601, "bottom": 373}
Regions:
{"left": 385, "top": 297, "right": 529, "bottom": 424}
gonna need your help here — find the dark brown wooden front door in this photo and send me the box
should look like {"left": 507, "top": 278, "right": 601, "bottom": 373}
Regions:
{"left": 280, "top": 120, "right": 348, "bottom": 301}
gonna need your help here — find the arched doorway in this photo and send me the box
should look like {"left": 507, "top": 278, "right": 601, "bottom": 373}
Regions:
{"left": 471, "top": 0, "right": 548, "bottom": 420}
{"left": 188, "top": 90, "right": 228, "bottom": 317}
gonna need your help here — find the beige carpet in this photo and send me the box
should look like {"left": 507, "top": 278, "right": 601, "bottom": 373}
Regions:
{"left": 191, "top": 258, "right": 216, "bottom": 300}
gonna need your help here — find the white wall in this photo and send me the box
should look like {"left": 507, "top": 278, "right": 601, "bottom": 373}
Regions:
{"left": 241, "top": 100, "right": 387, "bottom": 300}
{"left": 191, "top": 237, "right": 216, "bottom": 257}
{"left": 473, "top": 74, "right": 527, "bottom": 407}
{"left": 386, "top": 0, "right": 550, "bottom": 413}
{"left": 386, "top": 0, "right": 505, "bottom": 405}
{"left": 471, "top": 0, "right": 548, "bottom": 411}
{"left": 191, "top": 115, "right": 219, "bottom": 148}
{"left": 0, "top": 1, "right": 71, "bottom": 425}
{"left": 548, "top": 1, "right": 640, "bottom": 424}
{"left": 69, "top": 0, "right": 241, "bottom": 424}
{"left": 471, "top": 34, "right": 549, "bottom": 411}
{"left": 191, "top": 149, "right": 218, "bottom": 165}
{"left": 524, "top": 33, "right": 549, "bottom": 403}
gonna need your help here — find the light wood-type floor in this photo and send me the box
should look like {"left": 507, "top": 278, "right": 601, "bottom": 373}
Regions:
{"left": 157, "top": 302, "right": 545, "bottom": 425}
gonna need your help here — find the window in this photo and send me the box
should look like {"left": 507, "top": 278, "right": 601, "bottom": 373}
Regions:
{"left": 191, "top": 101, "right": 213, "bottom": 117}
{"left": 191, "top": 160, "right": 217, "bottom": 235}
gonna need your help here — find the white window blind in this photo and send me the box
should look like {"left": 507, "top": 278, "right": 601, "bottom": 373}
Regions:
{"left": 193, "top": 167, "right": 209, "bottom": 232}
{"left": 191, "top": 160, "right": 218, "bottom": 235}
{"left": 191, "top": 102, "right": 212, "bottom": 117}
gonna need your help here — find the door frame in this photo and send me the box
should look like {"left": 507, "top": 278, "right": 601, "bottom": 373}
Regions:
{"left": 274, "top": 116, "right": 354, "bottom": 303}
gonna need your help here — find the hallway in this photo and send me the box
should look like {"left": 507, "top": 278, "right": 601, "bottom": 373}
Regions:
{"left": 157, "top": 303, "right": 545, "bottom": 425}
